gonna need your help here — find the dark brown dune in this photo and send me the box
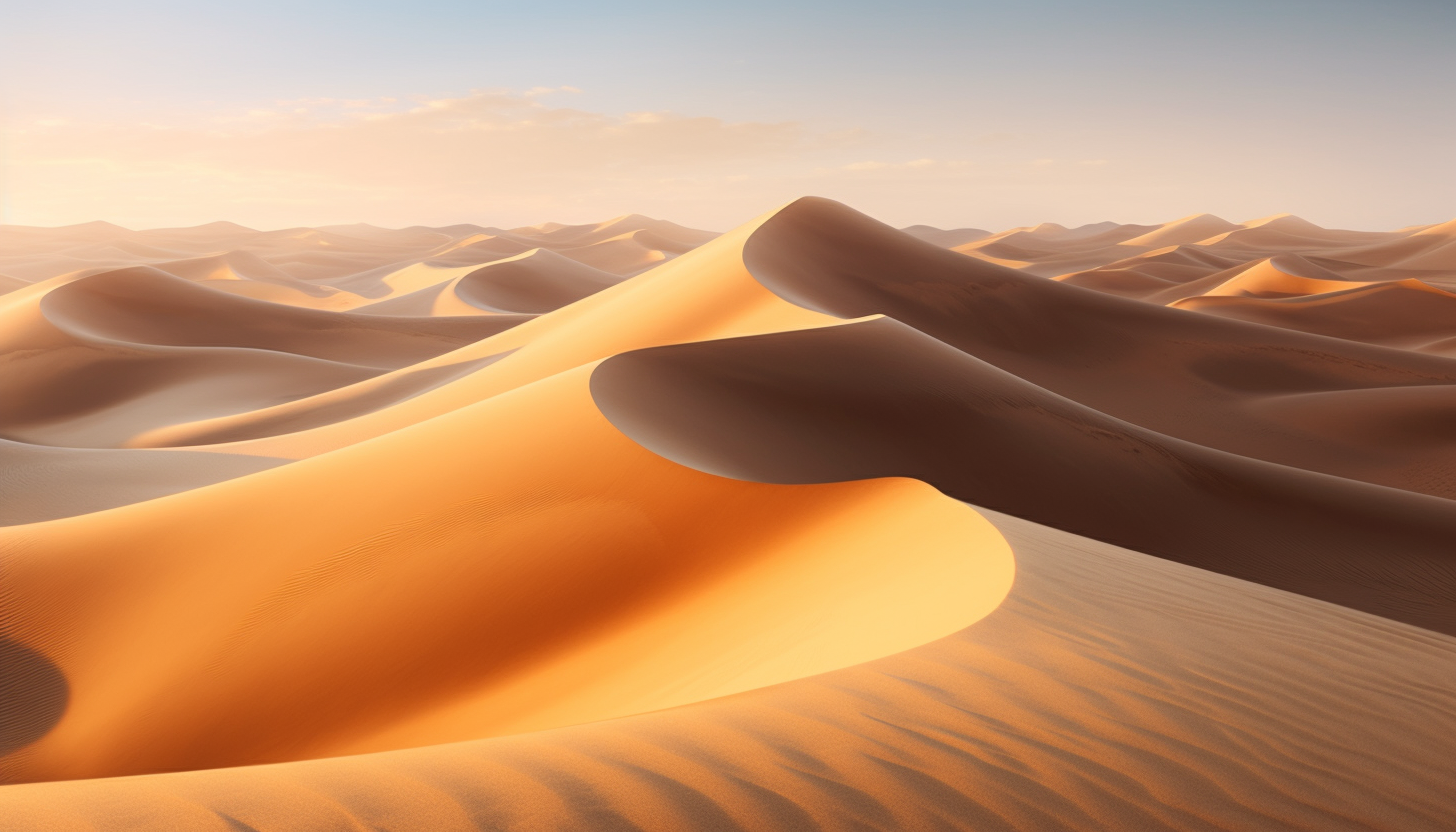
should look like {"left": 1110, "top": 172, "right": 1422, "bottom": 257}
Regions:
{"left": 593, "top": 317, "right": 1456, "bottom": 634}
{"left": 736, "top": 198, "right": 1456, "bottom": 501}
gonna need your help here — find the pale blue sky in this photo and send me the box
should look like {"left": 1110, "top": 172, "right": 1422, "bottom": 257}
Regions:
{"left": 2, "top": 0, "right": 1451, "bottom": 230}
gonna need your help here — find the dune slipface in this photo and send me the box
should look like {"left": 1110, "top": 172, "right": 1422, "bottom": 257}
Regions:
{"left": 1, "top": 199, "right": 1454, "bottom": 830}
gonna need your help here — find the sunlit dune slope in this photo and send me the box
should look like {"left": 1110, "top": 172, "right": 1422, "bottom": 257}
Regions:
{"left": 136, "top": 209, "right": 833, "bottom": 456}
{"left": 3, "top": 511, "right": 1452, "bottom": 831}
{"left": 0, "top": 215, "right": 730, "bottom": 456}
{"left": 0, "top": 362, "right": 1011, "bottom": 783}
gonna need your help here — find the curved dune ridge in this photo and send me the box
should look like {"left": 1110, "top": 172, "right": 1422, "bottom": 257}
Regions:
{"left": 0, "top": 363, "right": 1012, "bottom": 784}
{"left": 1, "top": 198, "right": 1456, "bottom": 829}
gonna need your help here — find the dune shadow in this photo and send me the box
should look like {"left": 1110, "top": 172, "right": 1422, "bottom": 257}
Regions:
{"left": 0, "top": 636, "right": 69, "bottom": 756}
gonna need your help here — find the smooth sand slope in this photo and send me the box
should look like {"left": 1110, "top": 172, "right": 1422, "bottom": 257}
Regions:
{"left": 0, "top": 205, "right": 1002, "bottom": 786}
{"left": 0, "top": 365, "right": 1010, "bottom": 783}
{"left": 3, "top": 512, "right": 1452, "bottom": 830}
{"left": 2, "top": 198, "right": 1455, "bottom": 830}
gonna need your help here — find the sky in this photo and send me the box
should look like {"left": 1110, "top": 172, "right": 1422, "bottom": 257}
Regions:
{"left": 1, "top": 0, "right": 1452, "bottom": 231}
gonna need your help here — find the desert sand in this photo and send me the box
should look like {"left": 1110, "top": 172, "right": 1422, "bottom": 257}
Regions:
{"left": 2, "top": 199, "right": 1455, "bottom": 829}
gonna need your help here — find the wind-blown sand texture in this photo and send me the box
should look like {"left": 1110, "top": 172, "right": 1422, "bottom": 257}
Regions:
{"left": 2, "top": 200, "right": 1455, "bottom": 830}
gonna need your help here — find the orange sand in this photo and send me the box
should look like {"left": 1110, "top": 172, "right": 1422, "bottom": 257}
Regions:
{"left": 1, "top": 199, "right": 1454, "bottom": 830}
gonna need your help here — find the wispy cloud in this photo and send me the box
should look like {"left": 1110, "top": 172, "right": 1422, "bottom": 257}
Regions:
{"left": 5, "top": 89, "right": 832, "bottom": 227}
{"left": 1, "top": 88, "right": 1128, "bottom": 229}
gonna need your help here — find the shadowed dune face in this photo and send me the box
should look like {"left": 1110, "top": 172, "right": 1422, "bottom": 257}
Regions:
{"left": 0, "top": 439, "right": 286, "bottom": 525}
{"left": 2, "top": 200, "right": 1456, "bottom": 828}
{"left": 0, "top": 638, "right": 68, "bottom": 756}
{"left": 40, "top": 266, "right": 505, "bottom": 370}
{"left": 739, "top": 199, "right": 1456, "bottom": 503}
{"left": 592, "top": 318, "right": 1456, "bottom": 634}
{"left": 1172, "top": 279, "right": 1456, "bottom": 354}
{"left": 453, "top": 250, "right": 622, "bottom": 314}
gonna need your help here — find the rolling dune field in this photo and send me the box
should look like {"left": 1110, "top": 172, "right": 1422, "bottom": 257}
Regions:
{"left": 2, "top": 200, "right": 1455, "bottom": 830}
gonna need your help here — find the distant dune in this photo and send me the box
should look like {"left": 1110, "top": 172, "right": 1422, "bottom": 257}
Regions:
{"left": 1, "top": 200, "right": 1454, "bottom": 830}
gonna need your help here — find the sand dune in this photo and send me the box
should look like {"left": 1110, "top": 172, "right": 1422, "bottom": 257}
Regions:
{"left": 594, "top": 316, "right": 1456, "bottom": 634}
{"left": 148, "top": 250, "right": 344, "bottom": 305}
{"left": 960, "top": 209, "right": 1451, "bottom": 305}
{"left": 41, "top": 266, "right": 502, "bottom": 369}
{"left": 453, "top": 249, "right": 623, "bottom": 313}
{"left": 0, "top": 439, "right": 285, "bottom": 526}
{"left": 0, "top": 214, "right": 721, "bottom": 451}
{"left": 0, "top": 214, "right": 716, "bottom": 301}
{"left": 3, "top": 511, "right": 1452, "bottom": 830}
{"left": 0, "top": 281, "right": 379, "bottom": 448}
{"left": 2, "top": 197, "right": 1454, "bottom": 830}
{"left": 0, "top": 362, "right": 1010, "bottom": 782}
{"left": 0, "top": 267, "right": 512, "bottom": 448}
{"left": 1055, "top": 244, "right": 1246, "bottom": 297}
{"left": 1174, "top": 278, "right": 1456, "bottom": 354}
{"left": 898, "top": 224, "right": 992, "bottom": 247}
{"left": 354, "top": 249, "right": 620, "bottom": 316}
{"left": 740, "top": 199, "right": 1456, "bottom": 503}
{"left": 138, "top": 208, "right": 834, "bottom": 459}
{"left": 1117, "top": 212, "right": 1240, "bottom": 247}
